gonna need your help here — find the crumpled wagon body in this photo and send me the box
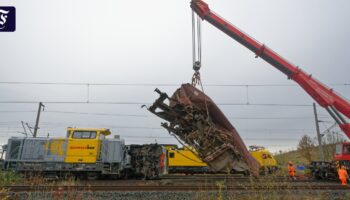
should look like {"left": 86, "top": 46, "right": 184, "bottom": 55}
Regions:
{"left": 147, "top": 83, "right": 260, "bottom": 177}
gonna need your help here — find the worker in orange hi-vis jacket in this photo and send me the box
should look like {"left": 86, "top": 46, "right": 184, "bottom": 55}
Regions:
{"left": 288, "top": 161, "right": 296, "bottom": 180}
{"left": 338, "top": 166, "right": 349, "bottom": 186}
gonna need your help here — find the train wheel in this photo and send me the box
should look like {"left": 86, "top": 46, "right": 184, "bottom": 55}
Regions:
{"left": 260, "top": 167, "right": 267, "bottom": 176}
{"left": 109, "top": 174, "right": 119, "bottom": 180}
{"left": 87, "top": 172, "right": 99, "bottom": 180}
{"left": 243, "top": 170, "right": 250, "bottom": 176}
{"left": 43, "top": 172, "right": 58, "bottom": 180}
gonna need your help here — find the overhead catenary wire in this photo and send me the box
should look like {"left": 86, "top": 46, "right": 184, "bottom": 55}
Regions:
{"left": 0, "top": 125, "right": 318, "bottom": 132}
{"left": 0, "top": 110, "right": 332, "bottom": 120}
{"left": 0, "top": 81, "right": 348, "bottom": 106}
{"left": 0, "top": 133, "right": 303, "bottom": 148}
{"left": 0, "top": 101, "right": 317, "bottom": 107}
{"left": 0, "top": 126, "right": 321, "bottom": 135}
{"left": 0, "top": 81, "right": 345, "bottom": 150}
{"left": 0, "top": 81, "right": 348, "bottom": 87}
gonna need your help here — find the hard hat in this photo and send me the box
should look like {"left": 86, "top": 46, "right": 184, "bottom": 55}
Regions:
{"left": 288, "top": 161, "right": 293, "bottom": 165}
{"left": 342, "top": 166, "right": 346, "bottom": 169}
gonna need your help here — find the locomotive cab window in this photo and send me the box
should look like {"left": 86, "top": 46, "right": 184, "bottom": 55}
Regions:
{"left": 72, "top": 131, "right": 97, "bottom": 139}
{"left": 169, "top": 152, "right": 175, "bottom": 158}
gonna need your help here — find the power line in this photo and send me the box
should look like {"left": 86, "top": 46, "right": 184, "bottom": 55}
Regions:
{"left": 0, "top": 81, "right": 348, "bottom": 87}
{"left": 0, "top": 82, "right": 88, "bottom": 86}
{"left": 0, "top": 111, "right": 36, "bottom": 113}
{"left": 0, "top": 101, "right": 315, "bottom": 107}
{"left": 45, "top": 111, "right": 151, "bottom": 118}
{"left": 0, "top": 133, "right": 300, "bottom": 142}
{"left": 0, "top": 124, "right": 316, "bottom": 132}
{"left": 0, "top": 110, "right": 332, "bottom": 120}
{"left": 122, "top": 136, "right": 299, "bottom": 141}
{"left": 0, "top": 101, "right": 147, "bottom": 104}
{"left": 126, "top": 136, "right": 298, "bottom": 140}
{"left": 230, "top": 116, "right": 330, "bottom": 120}
{"left": 0, "top": 82, "right": 347, "bottom": 107}
{"left": 218, "top": 103, "right": 312, "bottom": 107}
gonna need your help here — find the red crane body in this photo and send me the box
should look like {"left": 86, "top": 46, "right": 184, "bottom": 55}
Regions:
{"left": 191, "top": 0, "right": 350, "bottom": 139}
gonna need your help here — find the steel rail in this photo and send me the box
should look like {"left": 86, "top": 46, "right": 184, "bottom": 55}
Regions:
{"left": 1, "top": 184, "right": 349, "bottom": 192}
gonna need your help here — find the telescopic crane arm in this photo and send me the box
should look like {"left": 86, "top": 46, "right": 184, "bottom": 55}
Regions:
{"left": 190, "top": 0, "right": 350, "bottom": 138}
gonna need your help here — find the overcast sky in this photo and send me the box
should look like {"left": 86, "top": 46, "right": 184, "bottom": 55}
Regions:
{"left": 0, "top": 0, "right": 349, "bottom": 153}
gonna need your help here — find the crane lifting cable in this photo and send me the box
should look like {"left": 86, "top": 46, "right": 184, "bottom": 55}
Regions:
{"left": 191, "top": 10, "right": 210, "bottom": 119}
{"left": 191, "top": 10, "right": 202, "bottom": 87}
{"left": 192, "top": 10, "right": 202, "bottom": 72}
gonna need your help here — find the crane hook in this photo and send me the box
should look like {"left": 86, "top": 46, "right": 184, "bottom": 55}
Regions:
{"left": 193, "top": 61, "right": 201, "bottom": 71}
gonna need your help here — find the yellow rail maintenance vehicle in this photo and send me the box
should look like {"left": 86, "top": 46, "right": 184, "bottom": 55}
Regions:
{"left": 165, "top": 145, "right": 208, "bottom": 173}
{"left": 164, "top": 145, "right": 277, "bottom": 174}
{"left": 3, "top": 127, "right": 167, "bottom": 179}
{"left": 248, "top": 145, "right": 278, "bottom": 174}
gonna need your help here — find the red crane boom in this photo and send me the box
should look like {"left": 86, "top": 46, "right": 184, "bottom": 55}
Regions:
{"left": 191, "top": 0, "right": 350, "bottom": 138}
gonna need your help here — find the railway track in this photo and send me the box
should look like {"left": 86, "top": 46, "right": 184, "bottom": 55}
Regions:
{"left": 163, "top": 174, "right": 286, "bottom": 180}
{"left": 15, "top": 175, "right": 336, "bottom": 188}
{"left": 1, "top": 184, "right": 349, "bottom": 192}
{"left": 161, "top": 175, "right": 325, "bottom": 183}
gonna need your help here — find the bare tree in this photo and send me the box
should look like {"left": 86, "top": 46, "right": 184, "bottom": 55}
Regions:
{"left": 322, "top": 131, "right": 346, "bottom": 161}
{"left": 297, "top": 135, "right": 315, "bottom": 163}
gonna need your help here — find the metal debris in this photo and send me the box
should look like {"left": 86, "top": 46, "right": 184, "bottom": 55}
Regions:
{"left": 128, "top": 144, "right": 164, "bottom": 179}
{"left": 146, "top": 83, "right": 260, "bottom": 177}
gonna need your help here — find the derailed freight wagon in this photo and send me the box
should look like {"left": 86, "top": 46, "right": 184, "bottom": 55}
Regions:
{"left": 3, "top": 128, "right": 167, "bottom": 180}
{"left": 147, "top": 84, "right": 260, "bottom": 176}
